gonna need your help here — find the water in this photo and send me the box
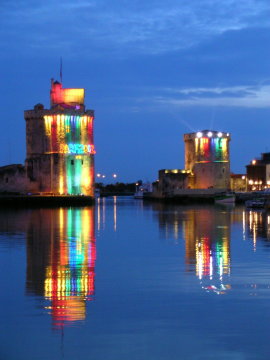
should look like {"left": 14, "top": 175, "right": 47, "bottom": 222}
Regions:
{"left": 0, "top": 197, "right": 270, "bottom": 359}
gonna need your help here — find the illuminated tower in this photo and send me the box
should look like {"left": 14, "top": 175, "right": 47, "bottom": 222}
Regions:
{"left": 24, "top": 80, "right": 95, "bottom": 196}
{"left": 184, "top": 130, "right": 230, "bottom": 189}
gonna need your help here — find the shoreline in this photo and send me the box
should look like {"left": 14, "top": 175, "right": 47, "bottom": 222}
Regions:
{"left": 0, "top": 195, "right": 95, "bottom": 207}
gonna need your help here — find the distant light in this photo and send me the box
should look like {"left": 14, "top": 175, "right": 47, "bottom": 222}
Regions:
{"left": 207, "top": 131, "right": 213, "bottom": 137}
{"left": 96, "top": 173, "right": 101, "bottom": 177}
{"left": 217, "top": 132, "right": 223, "bottom": 138}
{"left": 242, "top": 176, "right": 246, "bottom": 180}
{"left": 102, "top": 175, "right": 106, "bottom": 178}
{"left": 252, "top": 160, "right": 256, "bottom": 165}
{"left": 267, "top": 181, "right": 270, "bottom": 185}
{"left": 113, "top": 174, "right": 117, "bottom": 178}
{"left": 196, "top": 132, "right": 202, "bottom": 138}
{"left": 227, "top": 133, "right": 230, "bottom": 136}
{"left": 249, "top": 180, "right": 254, "bottom": 185}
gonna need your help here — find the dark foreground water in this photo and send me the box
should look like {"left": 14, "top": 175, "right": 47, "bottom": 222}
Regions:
{"left": 1, "top": 197, "right": 270, "bottom": 359}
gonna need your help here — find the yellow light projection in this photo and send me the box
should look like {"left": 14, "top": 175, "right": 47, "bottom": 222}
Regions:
{"left": 50, "top": 81, "right": 85, "bottom": 106}
{"left": 63, "top": 88, "right": 84, "bottom": 105}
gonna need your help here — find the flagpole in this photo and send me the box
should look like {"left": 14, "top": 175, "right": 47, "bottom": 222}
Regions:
{"left": 60, "top": 57, "right": 63, "bottom": 84}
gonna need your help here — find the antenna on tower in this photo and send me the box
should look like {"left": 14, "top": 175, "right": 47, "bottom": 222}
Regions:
{"left": 60, "top": 57, "right": 63, "bottom": 84}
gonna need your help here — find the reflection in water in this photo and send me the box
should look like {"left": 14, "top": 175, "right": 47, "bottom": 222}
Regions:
{"left": 154, "top": 204, "right": 231, "bottom": 294}
{"left": 246, "top": 210, "right": 270, "bottom": 251}
{"left": 26, "top": 208, "right": 96, "bottom": 328}
{"left": 96, "top": 196, "right": 117, "bottom": 232}
{"left": 183, "top": 208, "right": 230, "bottom": 294}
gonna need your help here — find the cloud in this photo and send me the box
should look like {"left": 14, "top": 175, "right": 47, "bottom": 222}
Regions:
{"left": 0, "top": 0, "right": 270, "bottom": 57}
{"left": 143, "top": 84, "right": 270, "bottom": 108}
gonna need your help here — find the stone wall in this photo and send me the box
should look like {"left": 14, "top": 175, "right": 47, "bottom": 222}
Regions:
{"left": 0, "top": 164, "right": 27, "bottom": 193}
{"left": 193, "top": 162, "right": 230, "bottom": 189}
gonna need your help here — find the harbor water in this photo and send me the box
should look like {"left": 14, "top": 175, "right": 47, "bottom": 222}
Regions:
{"left": 1, "top": 197, "right": 270, "bottom": 359}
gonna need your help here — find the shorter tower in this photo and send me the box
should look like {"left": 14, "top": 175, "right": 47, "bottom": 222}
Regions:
{"left": 24, "top": 80, "right": 95, "bottom": 196}
{"left": 184, "top": 130, "right": 230, "bottom": 189}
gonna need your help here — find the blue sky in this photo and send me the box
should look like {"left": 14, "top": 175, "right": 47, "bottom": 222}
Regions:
{"left": 1, "top": 0, "right": 270, "bottom": 182}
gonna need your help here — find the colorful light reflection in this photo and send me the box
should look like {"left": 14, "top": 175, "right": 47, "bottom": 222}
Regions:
{"left": 43, "top": 208, "right": 96, "bottom": 328}
{"left": 183, "top": 209, "right": 231, "bottom": 294}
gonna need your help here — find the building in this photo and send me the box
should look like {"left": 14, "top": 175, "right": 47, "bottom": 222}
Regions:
{"left": 152, "top": 169, "right": 190, "bottom": 197}
{"left": 246, "top": 152, "right": 270, "bottom": 191}
{"left": 0, "top": 79, "right": 95, "bottom": 196}
{"left": 184, "top": 130, "right": 231, "bottom": 189}
{"left": 153, "top": 130, "right": 231, "bottom": 198}
{"left": 230, "top": 173, "right": 247, "bottom": 192}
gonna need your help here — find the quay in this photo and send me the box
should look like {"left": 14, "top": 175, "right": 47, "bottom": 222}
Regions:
{"left": 144, "top": 189, "right": 270, "bottom": 204}
{"left": 0, "top": 194, "right": 94, "bottom": 207}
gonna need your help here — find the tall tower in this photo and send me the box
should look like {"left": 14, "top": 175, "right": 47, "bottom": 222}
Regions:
{"left": 184, "top": 130, "right": 230, "bottom": 189}
{"left": 24, "top": 80, "right": 95, "bottom": 196}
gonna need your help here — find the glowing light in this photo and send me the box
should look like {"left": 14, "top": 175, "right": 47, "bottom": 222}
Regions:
{"left": 51, "top": 82, "right": 85, "bottom": 106}
{"left": 59, "top": 176, "right": 64, "bottom": 195}
{"left": 63, "top": 89, "right": 84, "bottom": 105}
{"left": 43, "top": 113, "right": 95, "bottom": 196}
{"left": 242, "top": 176, "right": 246, "bottom": 180}
{"left": 196, "top": 132, "right": 202, "bottom": 138}
{"left": 113, "top": 174, "right": 117, "bottom": 178}
{"left": 217, "top": 132, "right": 222, "bottom": 137}
{"left": 194, "top": 134, "right": 228, "bottom": 163}
{"left": 59, "top": 143, "right": 95, "bottom": 155}
{"left": 252, "top": 160, "right": 256, "bottom": 165}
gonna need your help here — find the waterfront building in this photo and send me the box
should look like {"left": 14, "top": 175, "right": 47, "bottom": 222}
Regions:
{"left": 0, "top": 79, "right": 95, "bottom": 196}
{"left": 246, "top": 152, "right": 270, "bottom": 191}
{"left": 184, "top": 130, "right": 230, "bottom": 189}
{"left": 153, "top": 130, "right": 231, "bottom": 198}
{"left": 152, "top": 169, "right": 190, "bottom": 197}
{"left": 230, "top": 174, "right": 247, "bottom": 192}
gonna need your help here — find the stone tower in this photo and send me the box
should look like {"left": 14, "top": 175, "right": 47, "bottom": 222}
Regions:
{"left": 24, "top": 80, "right": 95, "bottom": 195}
{"left": 184, "top": 130, "right": 230, "bottom": 189}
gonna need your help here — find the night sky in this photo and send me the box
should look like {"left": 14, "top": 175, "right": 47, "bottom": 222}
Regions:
{"left": 1, "top": 0, "right": 270, "bottom": 182}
